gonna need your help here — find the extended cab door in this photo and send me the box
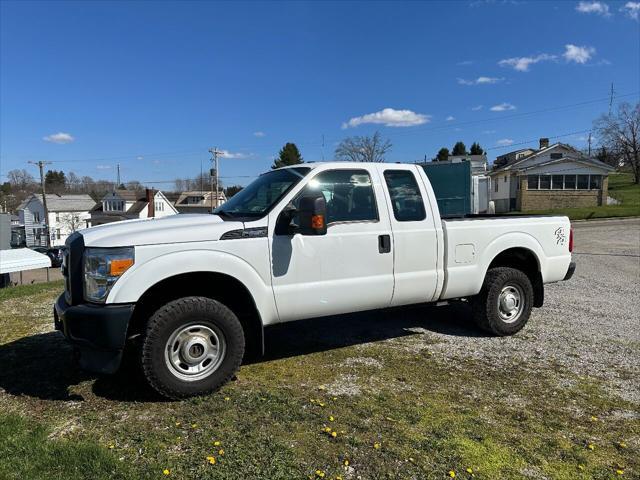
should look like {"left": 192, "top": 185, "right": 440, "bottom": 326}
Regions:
{"left": 269, "top": 166, "right": 395, "bottom": 322}
{"left": 376, "top": 164, "right": 440, "bottom": 306}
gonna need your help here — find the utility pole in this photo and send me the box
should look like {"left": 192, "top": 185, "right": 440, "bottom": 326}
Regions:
{"left": 588, "top": 132, "right": 592, "bottom": 157}
{"left": 609, "top": 83, "right": 615, "bottom": 115}
{"left": 116, "top": 163, "right": 121, "bottom": 188}
{"left": 208, "top": 147, "right": 223, "bottom": 212}
{"left": 28, "top": 160, "right": 52, "bottom": 247}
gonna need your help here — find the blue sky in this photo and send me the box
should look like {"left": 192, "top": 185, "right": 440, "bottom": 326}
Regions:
{"left": 1, "top": 0, "right": 639, "bottom": 188}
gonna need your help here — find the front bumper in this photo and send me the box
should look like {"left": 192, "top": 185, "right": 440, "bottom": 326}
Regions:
{"left": 54, "top": 293, "right": 134, "bottom": 374}
{"left": 563, "top": 261, "right": 576, "bottom": 281}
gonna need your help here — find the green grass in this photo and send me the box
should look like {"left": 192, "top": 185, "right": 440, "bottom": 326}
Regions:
{"left": 0, "top": 284, "right": 638, "bottom": 479}
{"left": 515, "top": 173, "right": 640, "bottom": 220}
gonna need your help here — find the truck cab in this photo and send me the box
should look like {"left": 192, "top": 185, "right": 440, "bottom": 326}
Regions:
{"left": 55, "top": 162, "right": 574, "bottom": 398}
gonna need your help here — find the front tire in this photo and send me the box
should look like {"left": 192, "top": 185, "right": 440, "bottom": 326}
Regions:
{"left": 471, "top": 267, "right": 533, "bottom": 336}
{"left": 141, "top": 296, "right": 245, "bottom": 399}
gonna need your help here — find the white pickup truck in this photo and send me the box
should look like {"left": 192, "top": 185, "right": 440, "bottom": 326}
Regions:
{"left": 54, "top": 162, "right": 575, "bottom": 398}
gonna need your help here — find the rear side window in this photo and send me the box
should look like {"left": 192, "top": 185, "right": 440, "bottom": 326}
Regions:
{"left": 383, "top": 170, "right": 426, "bottom": 222}
{"left": 301, "top": 169, "right": 378, "bottom": 224}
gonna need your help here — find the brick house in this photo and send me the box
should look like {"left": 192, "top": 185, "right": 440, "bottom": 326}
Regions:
{"left": 489, "top": 138, "right": 615, "bottom": 212}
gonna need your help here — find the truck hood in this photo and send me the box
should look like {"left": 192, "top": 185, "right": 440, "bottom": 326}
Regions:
{"left": 81, "top": 214, "right": 245, "bottom": 248}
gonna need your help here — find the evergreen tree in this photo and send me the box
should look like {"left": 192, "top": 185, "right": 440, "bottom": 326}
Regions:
{"left": 451, "top": 142, "right": 467, "bottom": 155}
{"left": 272, "top": 143, "right": 303, "bottom": 169}
{"left": 434, "top": 147, "right": 449, "bottom": 162}
{"left": 470, "top": 142, "right": 484, "bottom": 155}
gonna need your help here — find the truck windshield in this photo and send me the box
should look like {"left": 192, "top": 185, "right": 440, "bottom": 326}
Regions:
{"left": 214, "top": 167, "right": 311, "bottom": 218}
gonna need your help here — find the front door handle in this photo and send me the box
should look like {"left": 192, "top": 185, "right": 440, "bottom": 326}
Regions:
{"left": 378, "top": 234, "right": 391, "bottom": 254}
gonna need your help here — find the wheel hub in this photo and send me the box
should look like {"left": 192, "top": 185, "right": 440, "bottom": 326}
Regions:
{"left": 497, "top": 284, "right": 524, "bottom": 323}
{"left": 164, "top": 324, "right": 227, "bottom": 381}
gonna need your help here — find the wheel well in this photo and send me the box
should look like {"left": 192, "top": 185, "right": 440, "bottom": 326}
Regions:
{"left": 487, "top": 248, "right": 544, "bottom": 307}
{"left": 128, "top": 272, "right": 263, "bottom": 357}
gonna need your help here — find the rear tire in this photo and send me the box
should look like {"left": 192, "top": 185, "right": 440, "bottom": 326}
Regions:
{"left": 471, "top": 267, "right": 533, "bottom": 336}
{"left": 141, "top": 296, "right": 244, "bottom": 399}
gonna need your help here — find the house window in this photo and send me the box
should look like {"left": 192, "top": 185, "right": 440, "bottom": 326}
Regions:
{"left": 590, "top": 175, "right": 602, "bottom": 189}
{"left": 539, "top": 175, "right": 551, "bottom": 190}
{"left": 33, "top": 212, "right": 40, "bottom": 223}
{"left": 503, "top": 176, "right": 507, "bottom": 183}
{"left": 564, "top": 175, "right": 576, "bottom": 189}
{"left": 55, "top": 213, "right": 60, "bottom": 222}
{"left": 550, "top": 153, "right": 563, "bottom": 160}
{"left": 551, "top": 175, "right": 564, "bottom": 190}
{"left": 577, "top": 175, "right": 589, "bottom": 190}
{"left": 527, "top": 175, "right": 539, "bottom": 190}
{"left": 494, "top": 180, "right": 499, "bottom": 192}
{"left": 56, "top": 229, "right": 61, "bottom": 239}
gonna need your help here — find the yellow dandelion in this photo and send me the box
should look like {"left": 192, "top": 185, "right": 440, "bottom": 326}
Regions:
{"left": 311, "top": 399, "right": 317, "bottom": 404}
{"left": 587, "top": 443, "right": 595, "bottom": 450}
{"left": 619, "top": 442, "right": 627, "bottom": 449}
{"left": 331, "top": 431, "right": 337, "bottom": 438}
{"left": 332, "top": 397, "right": 337, "bottom": 401}
{"left": 108, "top": 444, "right": 115, "bottom": 449}
{"left": 590, "top": 416, "right": 598, "bottom": 422}
{"left": 329, "top": 416, "right": 335, "bottom": 422}
{"left": 616, "top": 470, "right": 624, "bottom": 475}
{"left": 578, "top": 465, "right": 585, "bottom": 470}
{"left": 336, "top": 476, "right": 343, "bottom": 480}
{"left": 191, "top": 423, "right": 198, "bottom": 428}
{"left": 206, "top": 456, "right": 216, "bottom": 465}
{"left": 343, "top": 459, "right": 349, "bottom": 466}
{"left": 163, "top": 469, "right": 170, "bottom": 476}
{"left": 218, "top": 449, "right": 224, "bottom": 456}
{"left": 323, "top": 427, "right": 332, "bottom": 433}
{"left": 175, "top": 422, "right": 181, "bottom": 427}
{"left": 466, "top": 467, "right": 473, "bottom": 474}
{"left": 448, "top": 470, "right": 456, "bottom": 478}
{"left": 224, "top": 397, "right": 230, "bottom": 401}
{"left": 319, "top": 402, "right": 326, "bottom": 407}
{"left": 213, "top": 440, "right": 221, "bottom": 446}
{"left": 374, "top": 442, "right": 381, "bottom": 449}
{"left": 315, "top": 469, "right": 325, "bottom": 478}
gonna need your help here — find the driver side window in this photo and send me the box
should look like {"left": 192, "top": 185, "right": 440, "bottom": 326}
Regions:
{"left": 295, "top": 169, "right": 378, "bottom": 224}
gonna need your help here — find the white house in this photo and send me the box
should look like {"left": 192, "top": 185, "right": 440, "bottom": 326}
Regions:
{"left": 489, "top": 138, "right": 615, "bottom": 212}
{"left": 90, "top": 189, "right": 177, "bottom": 226}
{"left": 18, "top": 194, "right": 96, "bottom": 247}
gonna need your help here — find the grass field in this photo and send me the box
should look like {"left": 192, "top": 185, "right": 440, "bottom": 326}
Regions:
{"left": 514, "top": 173, "right": 640, "bottom": 220}
{"left": 0, "top": 281, "right": 638, "bottom": 479}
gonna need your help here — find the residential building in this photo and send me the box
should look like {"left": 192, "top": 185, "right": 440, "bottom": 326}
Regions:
{"left": 489, "top": 138, "right": 615, "bottom": 212}
{"left": 17, "top": 193, "right": 96, "bottom": 247}
{"left": 174, "top": 190, "right": 227, "bottom": 214}
{"left": 90, "top": 189, "right": 178, "bottom": 226}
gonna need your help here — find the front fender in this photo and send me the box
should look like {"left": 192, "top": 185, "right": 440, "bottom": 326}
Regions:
{"left": 106, "top": 249, "right": 279, "bottom": 325}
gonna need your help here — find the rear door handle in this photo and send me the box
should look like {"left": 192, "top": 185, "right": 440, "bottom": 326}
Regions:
{"left": 378, "top": 234, "right": 391, "bottom": 254}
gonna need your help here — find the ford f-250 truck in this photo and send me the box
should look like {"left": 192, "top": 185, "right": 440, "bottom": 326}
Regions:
{"left": 54, "top": 162, "right": 575, "bottom": 398}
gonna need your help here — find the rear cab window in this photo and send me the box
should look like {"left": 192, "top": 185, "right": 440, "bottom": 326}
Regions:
{"left": 383, "top": 170, "right": 426, "bottom": 222}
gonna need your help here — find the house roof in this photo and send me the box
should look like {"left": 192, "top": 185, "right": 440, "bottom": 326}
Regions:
{"left": 103, "top": 190, "right": 141, "bottom": 201}
{"left": 490, "top": 143, "right": 612, "bottom": 175}
{"left": 19, "top": 194, "right": 96, "bottom": 212}
{"left": 176, "top": 190, "right": 227, "bottom": 207}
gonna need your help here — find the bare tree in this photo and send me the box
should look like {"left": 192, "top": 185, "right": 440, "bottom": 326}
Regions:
{"left": 594, "top": 102, "right": 640, "bottom": 184}
{"left": 7, "top": 169, "right": 35, "bottom": 190}
{"left": 335, "top": 131, "right": 392, "bottom": 163}
{"left": 58, "top": 212, "right": 84, "bottom": 234}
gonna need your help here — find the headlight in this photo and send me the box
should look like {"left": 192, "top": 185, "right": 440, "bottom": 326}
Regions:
{"left": 84, "top": 247, "right": 134, "bottom": 303}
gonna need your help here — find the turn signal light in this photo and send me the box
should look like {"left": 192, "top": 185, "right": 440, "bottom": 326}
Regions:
{"left": 311, "top": 214, "right": 325, "bottom": 229}
{"left": 110, "top": 258, "right": 134, "bottom": 276}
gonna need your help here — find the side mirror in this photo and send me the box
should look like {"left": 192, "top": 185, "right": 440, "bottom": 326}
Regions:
{"left": 298, "top": 192, "right": 327, "bottom": 235}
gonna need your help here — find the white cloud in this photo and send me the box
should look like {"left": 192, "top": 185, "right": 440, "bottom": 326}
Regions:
{"left": 446, "top": 115, "right": 455, "bottom": 121}
{"left": 43, "top": 132, "right": 75, "bottom": 144}
{"left": 622, "top": 1, "right": 640, "bottom": 19}
{"left": 563, "top": 44, "right": 596, "bottom": 64}
{"left": 219, "top": 150, "right": 251, "bottom": 159}
{"left": 576, "top": 1, "right": 611, "bottom": 16}
{"left": 457, "top": 76, "right": 504, "bottom": 85}
{"left": 253, "top": 131, "right": 266, "bottom": 137}
{"left": 96, "top": 164, "right": 112, "bottom": 170}
{"left": 490, "top": 102, "right": 516, "bottom": 112}
{"left": 341, "top": 108, "right": 430, "bottom": 129}
{"left": 496, "top": 138, "right": 515, "bottom": 146}
{"left": 136, "top": 156, "right": 144, "bottom": 160}
{"left": 499, "top": 53, "right": 556, "bottom": 71}
{"left": 471, "top": 105, "right": 483, "bottom": 111}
